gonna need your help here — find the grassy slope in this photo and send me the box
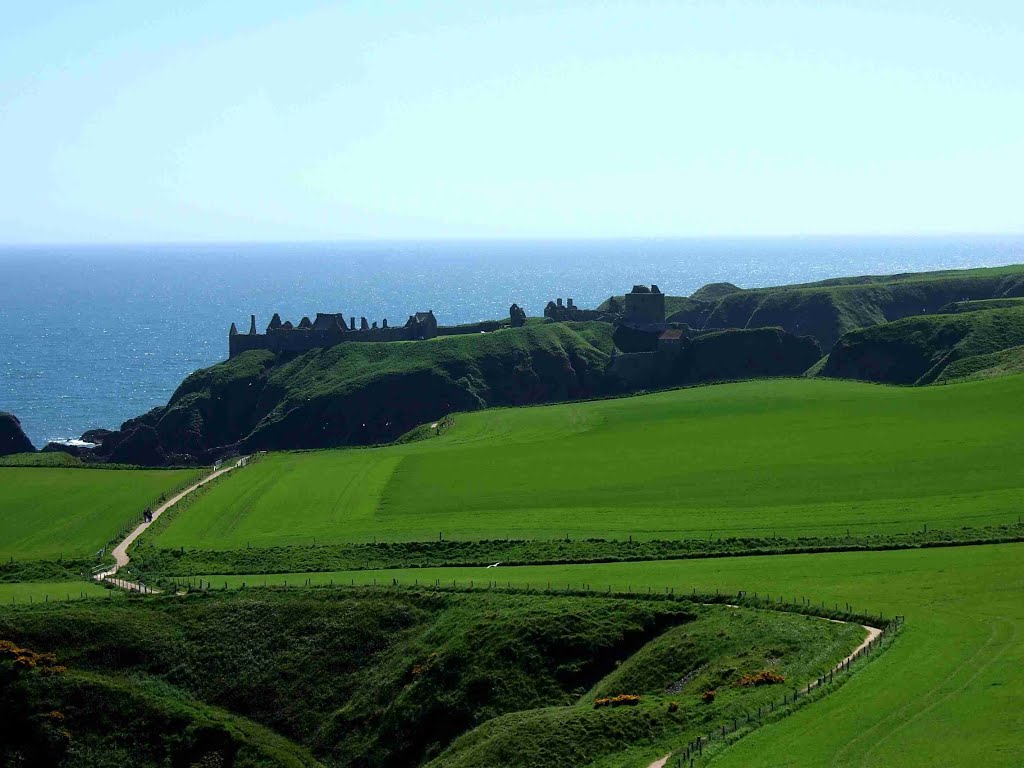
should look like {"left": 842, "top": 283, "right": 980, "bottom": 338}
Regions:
{"left": 224, "top": 542, "right": 1023, "bottom": 768}
{"left": 820, "top": 304, "right": 1024, "bottom": 384}
{"left": 28, "top": 669, "right": 323, "bottom": 768}
{"left": 147, "top": 375, "right": 1024, "bottom": 549}
{"left": 0, "top": 590, "right": 851, "bottom": 768}
{"left": 942, "top": 297, "right": 1024, "bottom": 313}
{"left": 0, "top": 452, "right": 84, "bottom": 467}
{"left": 0, "top": 580, "right": 114, "bottom": 605}
{"left": 671, "top": 264, "right": 1024, "bottom": 349}
{"left": 0, "top": 466, "right": 202, "bottom": 560}
{"left": 936, "top": 344, "right": 1024, "bottom": 383}
{"left": 429, "top": 606, "right": 862, "bottom": 768}
{"left": 1, "top": 591, "right": 689, "bottom": 767}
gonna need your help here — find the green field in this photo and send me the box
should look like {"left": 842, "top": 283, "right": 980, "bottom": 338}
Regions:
{"left": 0, "top": 580, "right": 115, "bottom": 605}
{"left": 202, "top": 542, "right": 1024, "bottom": 767}
{"left": 148, "top": 375, "right": 1024, "bottom": 550}
{"left": 0, "top": 466, "right": 203, "bottom": 560}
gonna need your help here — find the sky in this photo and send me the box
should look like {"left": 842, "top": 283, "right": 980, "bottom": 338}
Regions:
{"left": 1, "top": 1, "right": 1022, "bottom": 243}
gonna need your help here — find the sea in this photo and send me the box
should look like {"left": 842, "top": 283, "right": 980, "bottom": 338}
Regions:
{"left": 2, "top": 236, "right": 1023, "bottom": 449}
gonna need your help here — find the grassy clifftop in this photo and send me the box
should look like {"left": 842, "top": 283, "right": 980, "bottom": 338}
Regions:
{"left": 601, "top": 264, "right": 1024, "bottom": 349}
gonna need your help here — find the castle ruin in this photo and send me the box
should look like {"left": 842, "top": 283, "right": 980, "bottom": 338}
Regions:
{"left": 543, "top": 297, "right": 610, "bottom": 322}
{"left": 622, "top": 284, "right": 665, "bottom": 326}
{"left": 227, "top": 283, "right": 669, "bottom": 360}
{"left": 229, "top": 309, "right": 438, "bottom": 358}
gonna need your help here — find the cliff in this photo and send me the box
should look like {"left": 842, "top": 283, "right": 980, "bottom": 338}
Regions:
{"left": 0, "top": 412, "right": 35, "bottom": 457}
{"left": 96, "top": 323, "right": 621, "bottom": 461}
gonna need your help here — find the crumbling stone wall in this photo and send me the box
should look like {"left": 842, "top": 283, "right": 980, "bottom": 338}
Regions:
{"left": 229, "top": 309, "right": 438, "bottom": 358}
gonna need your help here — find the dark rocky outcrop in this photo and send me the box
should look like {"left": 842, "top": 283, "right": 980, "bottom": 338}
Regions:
{"left": 108, "top": 424, "right": 167, "bottom": 466}
{"left": 80, "top": 428, "right": 115, "bottom": 444}
{"left": 0, "top": 412, "right": 35, "bottom": 456}
{"left": 613, "top": 323, "right": 661, "bottom": 353}
{"left": 676, "top": 327, "right": 821, "bottom": 384}
{"left": 607, "top": 327, "right": 820, "bottom": 390}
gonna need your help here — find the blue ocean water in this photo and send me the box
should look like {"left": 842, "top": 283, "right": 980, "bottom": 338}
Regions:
{"left": 2, "top": 236, "right": 1022, "bottom": 448}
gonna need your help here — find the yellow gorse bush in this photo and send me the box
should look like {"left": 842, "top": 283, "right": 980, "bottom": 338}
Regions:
{"left": 593, "top": 694, "right": 641, "bottom": 709}
{"left": 738, "top": 669, "right": 785, "bottom": 687}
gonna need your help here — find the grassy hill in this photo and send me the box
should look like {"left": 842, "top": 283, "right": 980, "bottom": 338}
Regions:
{"left": 819, "top": 304, "right": 1024, "bottom": 384}
{"left": 599, "top": 264, "right": 1024, "bottom": 349}
{"left": 0, "top": 466, "right": 202, "bottom": 561}
{"left": 0, "top": 588, "right": 860, "bottom": 768}
{"left": 143, "top": 375, "right": 1024, "bottom": 555}
{"left": 705, "top": 264, "right": 1024, "bottom": 347}
{"left": 0, "top": 452, "right": 86, "bottom": 467}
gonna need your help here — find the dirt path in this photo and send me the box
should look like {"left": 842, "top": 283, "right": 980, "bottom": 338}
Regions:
{"left": 94, "top": 458, "right": 244, "bottom": 589}
{"left": 824, "top": 621, "right": 882, "bottom": 681}
{"left": 645, "top": 618, "right": 883, "bottom": 768}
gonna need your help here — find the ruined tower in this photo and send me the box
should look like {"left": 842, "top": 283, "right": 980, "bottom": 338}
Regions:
{"left": 623, "top": 285, "right": 665, "bottom": 325}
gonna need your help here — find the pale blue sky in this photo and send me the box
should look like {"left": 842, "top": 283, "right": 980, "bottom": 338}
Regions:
{"left": 1, "top": 1, "right": 1021, "bottom": 242}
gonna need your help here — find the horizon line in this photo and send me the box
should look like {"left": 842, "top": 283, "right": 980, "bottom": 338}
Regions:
{"left": 3, "top": 231, "right": 1024, "bottom": 249}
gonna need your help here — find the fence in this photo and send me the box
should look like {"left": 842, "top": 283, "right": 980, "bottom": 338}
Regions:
{"left": 5, "top": 590, "right": 110, "bottom": 605}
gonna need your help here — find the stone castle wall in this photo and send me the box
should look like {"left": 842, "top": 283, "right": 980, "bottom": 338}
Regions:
{"left": 229, "top": 325, "right": 423, "bottom": 358}
{"left": 229, "top": 310, "right": 438, "bottom": 358}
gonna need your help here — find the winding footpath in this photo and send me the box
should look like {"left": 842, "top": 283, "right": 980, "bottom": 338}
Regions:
{"left": 93, "top": 458, "right": 245, "bottom": 593}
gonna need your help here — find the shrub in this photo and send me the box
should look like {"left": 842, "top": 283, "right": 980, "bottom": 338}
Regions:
{"left": 667, "top": 701, "right": 679, "bottom": 713}
{"left": 738, "top": 670, "right": 785, "bottom": 687}
{"left": 593, "top": 694, "right": 641, "bottom": 709}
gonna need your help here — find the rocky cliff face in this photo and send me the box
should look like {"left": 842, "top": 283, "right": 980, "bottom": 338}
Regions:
{"left": 0, "top": 412, "right": 35, "bottom": 456}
